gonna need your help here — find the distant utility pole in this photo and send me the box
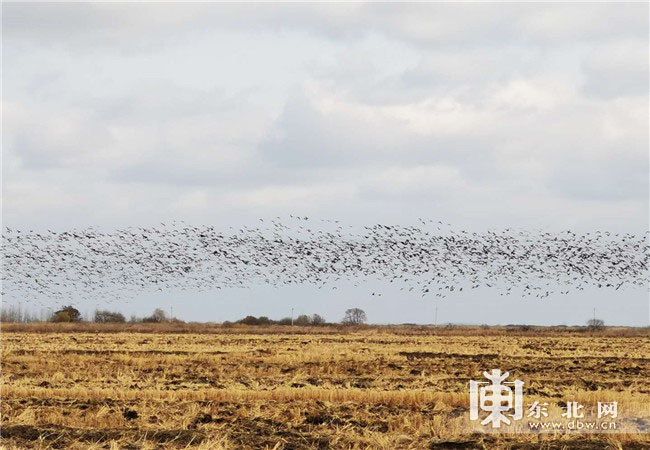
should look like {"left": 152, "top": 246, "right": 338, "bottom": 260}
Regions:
{"left": 593, "top": 307, "right": 596, "bottom": 321}
{"left": 291, "top": 308, "right": 294, "bottom": 326}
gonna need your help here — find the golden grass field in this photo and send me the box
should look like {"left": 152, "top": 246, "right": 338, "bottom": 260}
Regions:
{"left": 1, "top": 324, "right": 649, "bottom": 449}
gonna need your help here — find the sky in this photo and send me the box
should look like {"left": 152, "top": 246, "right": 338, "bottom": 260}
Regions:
{"left": 2, "top": 3, "right": 649, "bottom": 325}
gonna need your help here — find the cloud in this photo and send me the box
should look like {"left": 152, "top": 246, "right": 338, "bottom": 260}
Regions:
{"left": 5, "top": 3, "right": 647, "bottom": 51}
{"left": 517, "top": 3, "right": 648, "bottom": 42}
{"left": 259, "top": 87, "right": 497, "bottom": 171}
{"left": 4, "top": 101, "right": 116, "bottom": 170}
{"left": 357, "top": 165, "right": 467, "bottom": 200}
{"left": 546, "top": 148, "right": 648, "bottom": 202}
{"left": 2, "top": 2, "right": 647, "bottom": 235}
{"left": 581, "top": 40, "right": 649, "bottom": 99}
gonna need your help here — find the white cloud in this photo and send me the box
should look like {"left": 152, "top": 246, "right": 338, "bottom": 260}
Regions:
{"left": 581, "top": 39, "right": 649, "bottom": 99}
{"left": 358, "top": 165, "right": 467, "bottom": 199}
{"left": 2, "top": 2, "right": 647, "bottom": 235}
{"left": 490, "top": 77, "right": 576, "bottom": 112}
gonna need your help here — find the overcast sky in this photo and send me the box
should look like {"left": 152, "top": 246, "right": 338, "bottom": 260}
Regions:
{"left": 3, "top": 3, "right": 649, "bottom": 325}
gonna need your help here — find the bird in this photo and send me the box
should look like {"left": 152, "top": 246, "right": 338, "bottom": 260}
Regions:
{"left": 1, "top": 217, "right": 647, "bottom": 308}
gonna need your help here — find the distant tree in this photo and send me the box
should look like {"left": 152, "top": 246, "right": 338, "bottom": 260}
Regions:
{"left": 51, "top": 306, "right": 82, "bottom": 322}
{"left": 587, "top": 318, "right": 605, "bottom": 330}
{"left": 51, "top": 311, "right": 72, "bottom": 323}
{"left": 294, "top": 314, "right": 311, "bottom": 326}
{"left": 238, "top": 316, "right": 258, "bottom": 325}
{"left": 257, "top": 316, "right": 271, "bottom": 325}
{"left": 152, "top": 308, "right": 167, "bottom": 322}
{"left": 142, "top": 308, "right": 167, "bottom": 323}
{"left": 0, "top": 304, "right": 43, "bottom": 323}
{"left": 342, "top": 308, "right": 367, "bottom": 325}
{"left": 311, "top": 314, "right": 326, "bottom": 326}
{"left": 0, "top": 305, "right": 21, "bottom": 322}
{"left": 94, "top": 310, "right": 126, "bottom": 323}
{"left": 277, "top": 317, "right": 293, "bottom": 325}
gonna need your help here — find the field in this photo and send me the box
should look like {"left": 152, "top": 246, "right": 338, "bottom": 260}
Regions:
{"left": 1, "top": 324, "right": 649, "bottom": 449}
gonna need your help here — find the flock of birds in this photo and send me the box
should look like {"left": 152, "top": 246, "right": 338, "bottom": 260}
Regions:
{"left": 2, "top": 217, "right": 648, "bottom": 306}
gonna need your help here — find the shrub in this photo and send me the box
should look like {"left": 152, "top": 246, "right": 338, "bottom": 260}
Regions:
{"left": 94, "top": 310, "right": 126, "bottom": 323}
{"left": 342, "top": 308, "right": 367, "bottom": 325}
{"left": 238, "top": 315, "right": 261, "bottom": 325}
{"left": 51, "top": 311, "right": 72, "bottom": 323}
{"left": 142, "top": 308, "right": 167, "bottom": 323}
{"left": 587, "top": 318, "right": 605, "bottom": 330}
{"left": 294, "top": 314, "right": 311, "bottom": 326}
{"left": 51, "top": 306, "right": 81, "bottom": 322}
{"left": 257, "top": 316, "right": 272, "bottom": 325}
{"left": 311, "top": 314, "right": 326, "bottom": 325}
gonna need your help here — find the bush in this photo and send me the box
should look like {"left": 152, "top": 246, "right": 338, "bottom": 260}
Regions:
{"left": 294, "top": 314, "right": 311, "bottom": 325}
{"left": 94, "top": 310, "right": 126, "bottom": 323}
{"left": 311, "top": 314, "right": 326, "bottom": 325}
{"left": 51, "top": 311, "right": 72, "bottom": 323}
{"left": 587, "top": 318, "right": 605, "bottom": 330}
{"left": 342, "top": 308, "right": 367, "bottom": 325}
{"left": 142, "top": 308, "right": 167, "bottom": 323}
{"left": 230, "top": 314, "right": 327, "bottom": 326}
{"left": 238, "top": 315, "right": 261, "bottom": 325}
{"left": 51, "top": 306, "right": 81, "bottom": 322}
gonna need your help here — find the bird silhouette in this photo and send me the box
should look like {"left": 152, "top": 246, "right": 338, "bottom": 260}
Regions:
{"left": 1, "top": 218, "right": 648, "bottom": 306}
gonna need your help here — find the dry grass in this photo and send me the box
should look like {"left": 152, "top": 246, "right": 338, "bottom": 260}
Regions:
{"left": 2, "top": 321, "right": 649, "bottom": 336}
{"left": 1, "top": 326, "right": 649, "bottom": 449}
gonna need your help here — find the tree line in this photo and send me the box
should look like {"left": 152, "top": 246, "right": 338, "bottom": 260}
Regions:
{"left": 0, "top": 305, "right": 180, "bottom": 324}
{"left": 0, "top": 305, "right": 369, "bottom": 326}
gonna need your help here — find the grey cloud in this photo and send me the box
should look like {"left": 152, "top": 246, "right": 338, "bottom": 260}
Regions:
{"left": 3, "top": 2, "right": 648, "bottom": 234}
{"left": 581, "top": 41, "right": 649, "bottom": 99}
{"left": 7, "top": 79, "right": 265, "bottom": 173}
{"left": 111, "top": 158, "right": 273, "bottom": 188}
{"left": 87, "top": 81, "right": 238, "bottom": 124}
{"left": 4, "top": 3, "right": 646, "bottom": 52}
{"left": 516, "top": 3, "right": 648, "bottom": 42}
{"left": 546, "top": 150, "right": 649, "bottom": 202}
{"left": 1, "top": 3, "right": 364, "bottom": 52}
{"left": 258, "top": 91, "right": 496, "bottom": 171}
{"left": 8, "top": 110, "right": 114, "bottom": 170}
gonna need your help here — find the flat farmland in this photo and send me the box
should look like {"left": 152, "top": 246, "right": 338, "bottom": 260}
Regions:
{"left": 1, "top": 325, "right": 649, "bottom": 449}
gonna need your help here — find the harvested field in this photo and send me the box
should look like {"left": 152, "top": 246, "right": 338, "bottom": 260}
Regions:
{"left": 1, "top": 325, "right": 649, "bottom": 449}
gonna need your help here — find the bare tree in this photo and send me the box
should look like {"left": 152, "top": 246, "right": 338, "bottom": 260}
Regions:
{"left": 142, "top": 308, "right": 167, "bottom": 323}
{"left": 311, "top": 314, "right": 326, "bottom": 325}
{"left": 342, "top": 308, "right": 367, "bottom": 325}
{"left": 586, "top": 318, "right": 605, "bottom": 330}
{"left": 1, "top": 305, "right": 41, "bottom": 323}
{"left": 94, "top": 310, "right": 126, "bottom": 323}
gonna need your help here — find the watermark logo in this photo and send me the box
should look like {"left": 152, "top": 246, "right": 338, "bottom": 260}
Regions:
{"left": 597, "top": 402, "right": 617, "bottom": 419}
{"left": 468, "top": 368, "right": 633, "bottom": 433}
{"left": 527, "top": 401, "right": 548, "bottom": 419}
{"left": 469, "top": 369, "right": 524, "bottom": 428}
